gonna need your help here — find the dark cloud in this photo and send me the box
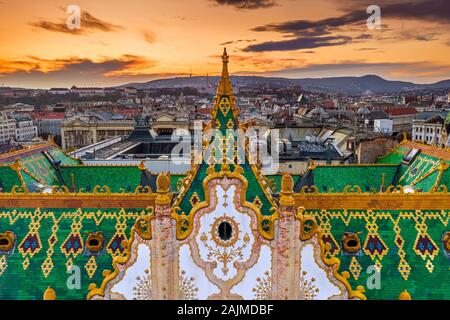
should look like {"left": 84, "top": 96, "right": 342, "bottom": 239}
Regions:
{"left": 219, "top": 39, "right": 257, "bottom": 45}
{"left": 246, "top": 0, "right": 449, "bottom": 52}
{"left": 253, "top": 0, "right": 449, "bottom": 37}
{"left": 30, "top": 11, "right": 123, "bottom": 35}
{"left": 211, "top": 0, "right": 276, "bottom": 9}
{"left": 398, "top": 30, "right": 439, "bottom": 41}
{"left": 338, "top": 0, "right": 450, "bottom": 22}
{"left": 243, "top": 36, "right": 353, "bottom": 52}
{"left": 250, "top": 14, "right": 366, "bottom": 37}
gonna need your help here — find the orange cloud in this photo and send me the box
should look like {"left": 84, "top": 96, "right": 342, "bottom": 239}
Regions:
{"left": 0, "top": 55, "right": 156, "bottom": 76}
{"left": 208, "top": 54, "right": 306, "bottom": 72}
{"left": 30, "top": 10, "right": 123, "bottom": 35}
{"left": 142, "top": 30, "right": 157, "bottom": 44}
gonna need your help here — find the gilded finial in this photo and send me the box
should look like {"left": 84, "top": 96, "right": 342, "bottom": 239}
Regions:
{"left": 398, "top": 289, "right": 412, "bottom": 300}
{"left": 439, "top": 158, "right": 449, "bottom": 170}
{"left": 48, "top": 135, "right": 56, "bottom": 145}
{"left": 221, "top": 162, "right": 230, "bottom": 172}
{"left": 401, "top": 131, "right": 408, "bottom": 143}
{"left": 217, "top": 48, "right": 233, "bottom": 96}
{"left": 10, "top": 159, "right": 21, "bottom": 172}
{"left": 281, "top": 173, "right": 293, "bottom": 194}
{"left": 280, "top": 173, "right": 295, "bottom": 207}
{"left": 43, "top": 286, "right": 56, "bottom": 300}
{"left": 138, "top": 160, "right": 146, "bottom": 171}
{"left": 156, "top": 172, "right": 172, "bottom": 205}
{"left": 308, "top": 159, "right": 317, "bottom": 170}
{"left": 222, "top": 47, "right": 229, "bottom": 65}
{"left": 156, "top": 172, "right": 170, "bottom": 193}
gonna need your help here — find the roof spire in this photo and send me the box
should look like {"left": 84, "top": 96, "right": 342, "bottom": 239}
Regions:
{"left": 217, "top": 48, "right": 233, "bottom": 96}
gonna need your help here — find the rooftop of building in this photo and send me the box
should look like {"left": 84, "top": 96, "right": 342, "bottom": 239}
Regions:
{"left": 0, "top": 50, "right": 449, "bottom": 300}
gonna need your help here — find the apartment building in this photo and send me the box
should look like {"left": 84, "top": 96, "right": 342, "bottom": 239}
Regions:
{"left": 0, "top": 112, "right": 16, "bottom": 145}
{"left": 10, "top": 114, "right": 38, "bottom": 142}
{"left": 412, "top": 111, "right": 448, "bottom": 145}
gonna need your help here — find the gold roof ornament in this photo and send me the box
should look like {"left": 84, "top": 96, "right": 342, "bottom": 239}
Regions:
{"left": 138, "top": 160, "right": 146, "bottom": 171}
{"left": 398, "top": 289, "right": 412, "bottom": 300}
{"left": 47, "top": 135, "right": 56, "bottom": 145}
{"left": 156, "top": 172, "right": 170, "bottom": 193}
{"left": 156, "top": 172, "right": 172, "bottom": 205}
{"left": 281, "top": 173, "right": 293, "bottom": 194}
{"left": 217, "top": 48, "right": 233, "bottom": 96}
{"left": 308, "top": 159, "right": 317, "bottom": 170}
{"left": 0, "top": 231, "right": 15, "bottom": 251}
{"left": 10, "top": 159, "right": 21, "bottom": 172}
{"left": 280, "top": 173, "right": 295, "bottom": 207}
{"left": 401, "top": 131, "right": 408, "bottom": 144}
{"left": 43, "top": 286, "right": 56, "bottom": 300}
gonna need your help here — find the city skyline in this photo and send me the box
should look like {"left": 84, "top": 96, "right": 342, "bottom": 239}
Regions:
{"left": 0, "top": 0, "right": 449, "bottom": 88}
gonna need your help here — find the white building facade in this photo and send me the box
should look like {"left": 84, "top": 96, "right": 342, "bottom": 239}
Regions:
{"left": 14, "top": 118, "right": 38, "bottom": 142}
{"left": 0, "top": 112, "right": 16, "bottom": 145}
{"left": 412, "top": 114, "right": 446, "bottom": 145}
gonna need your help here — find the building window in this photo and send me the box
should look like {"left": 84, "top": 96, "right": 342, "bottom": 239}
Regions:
{"left": 218, "top": 221, "right": 233, "bottom": 241}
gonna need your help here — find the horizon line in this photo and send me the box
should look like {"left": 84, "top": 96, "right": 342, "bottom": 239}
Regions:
{"left": 2, "top": 73, "right": 450, "bottom": 90}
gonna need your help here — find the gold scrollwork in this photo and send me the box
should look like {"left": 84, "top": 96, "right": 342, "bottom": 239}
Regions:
{"left": 343, "top": 185, "right": 363, "bottom": 194}
{"left": 299, "top": 185, "right": 319, "bottom": 194}
{"left": 442, "top": 232, "right": 450, "bottom": 253}
{"left": 11, "top": 185, "right": 28, "bottom": 194}
{"left": 87, "top": 206, "right": 154, "bottom": 300}
{"left": 172, "top": 166, "right": 279, "bottom": 241}
{"left": 93, "top": 186, "right": 112, "bottom": 194}
{"left": 134, "top": 186, "right": 153, "bottom": 194}
{"left": 294, "top": 208, "right": 367, "bottom": 300}
{"left": 134, "top": 213, "right": 155, "bottom": 240}
{"left": 297, "top": 207, "right": 318, "bottom": 241}
{"left": 385, "top": 185, "right": 405, "bottom": 193}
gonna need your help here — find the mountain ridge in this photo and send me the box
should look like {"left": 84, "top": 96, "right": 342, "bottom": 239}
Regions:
{"left": 117, "top": 74, "right": 450, "bottom": 95}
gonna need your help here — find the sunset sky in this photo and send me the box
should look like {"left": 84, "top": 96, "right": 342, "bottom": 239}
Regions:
{"left": 0, "top": 0, "right": 449, "bottom": 88}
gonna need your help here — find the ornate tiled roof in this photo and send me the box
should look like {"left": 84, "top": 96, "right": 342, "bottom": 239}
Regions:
{"left": 0, "top": 144, "right": 81, "bottom": 190}
{"left": 302, "top": 164, "right": 400, "bottom": 193}
{"left": 0, "top": 207, "right": 151, "bottom": 299}
{"left": 0, "top": 165, "right": 23, "bottom": 192}
{"left": 172, "top": 48, "right": 278, "bottom": 240}
{"left": 299, "top": 207, "right": 450, "bottom": 299}
{"left": 0, "top": 51, "right": 450, "bottom": 300}
{"left": 60, "top": 165, "right": 148, "bottom": 193}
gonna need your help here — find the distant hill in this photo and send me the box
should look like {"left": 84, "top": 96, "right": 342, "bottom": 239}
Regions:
{"left": 118, "top": 75, "right": 450, "bottom": 95}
